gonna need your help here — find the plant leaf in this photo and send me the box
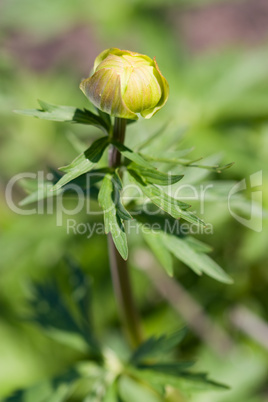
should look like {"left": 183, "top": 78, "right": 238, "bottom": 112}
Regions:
{"left": 64, "top": 257, "right": 100, "bottom": 352}
{"left": 15, "top": 100, "right": 110, "bottom": 133}
{"left": 183, "top": 236, "right": 213, "bottom": 253}
{"left": 118, "top": 376, "right": 162, "bottom": 402}
{"left": 95, "top": 107, "right": 111, "bottom": 131}
{"left": 141, "top": 153, "right": 234, "bottom": 173}
{"left": 113, "top": 170, "right": 132, "bottom": 221}
{"left": 98, "top": 174, "right": 129, "bottom": 260}
{"left": 132, "top": 369, "right": 229, "bottom": 394}
{"left": 142, "top": 230, "right": 173, "bottom": 277}
{"left": 3, "top": 368, "right": 80, "bottom": 402}
{"left": 128, "top": 171, "right": 205, "bottom": 226}
{"left": 28, "top": 260, "right": 102, "bottom": 355}
{"left": 138, "top": 361, "right": 195, "bottom": 374}
{"left": 102, "top": 381, "right": 120, "bottom": 402}
{"left": 112, "top": 141, "right": 156, "bottom": 169}
{"left": 52, "top": 137, "right": 109, "bottom": 190}
{"left": 19, "top": 168, "right": 110, "bottom": 206}
{"left": 160, "top": 232, "right": 233, "bottom": 283}
{"left": 130, "top": 328, "right": 187, "bottom": 365}
{"left": 128, "top": 163, "right": 184, "bottom": 186}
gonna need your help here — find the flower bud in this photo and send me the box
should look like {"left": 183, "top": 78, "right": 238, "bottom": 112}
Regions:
{"left": 80, "top": 48, "right": 169, "bottom": 120}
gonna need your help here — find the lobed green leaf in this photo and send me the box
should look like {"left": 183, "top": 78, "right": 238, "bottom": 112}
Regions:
{"left": 3, "top": 368, "right": 80, "bottom": 402}
{"left": 132, "top": 368, "right": 229, "bottom": 394}
{"left": 130, "top": 328, "right": 187, "bottom": 365}
{"left": 19, "top": 168, "right": 111, "bottom": 206}
{"left": 28, "top": 259, "right": 102, "bottom": 355}
{"left": 98, "top": 174, "right": 130, "bottom": 260}
{"left": 160, "top": 232, "right": 233, "bottom": 283}
{"left": 15, "top": 100, "right": 110, "bottom": 133}
{"left": 128, "top": 163, "right": 184, "bottom": 186}
{"left": 52, "top": 137, "right": 109, "bottom": 190}
{"left": 128, "top": 170, "right": 205, "bottom": 226}
{"left": 112, "top": 141, "right": 156, "bottom": 169}
{"left": 118, "top": 376, "right": 162, "bottom": 402}
{"left": 142, "top": 230, "right": 173, "bottom": 277}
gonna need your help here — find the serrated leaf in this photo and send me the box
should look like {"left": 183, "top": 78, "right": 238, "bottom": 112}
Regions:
{"left": 142, "top": 230, "right": 173, "bottom": 276}
{"left": 112, "top": 141, "right": 156, "bottom": 169}
{"left": 64, "top": 257, "right": 100, "bottom": 351}
{"left": 128, "top": 171, "right": 189, "bottom": 211}
{"left": 133, "top": 369, "right": 229, "bottom": 394}
{"left": 140, "top": 148, "right": 194, "bottom": 158}
{"left": 28, "top": 261, "right": 102, "bottom": 355}
{"left": 3, "top": 368, "right": 80, "bottom": 402}
{"left": 133, "top": 207, "right": 181, "bottom": 234}
{"left": 128, "top": 163, "right": 184, "bottom": 186}
{"left": 138, "top": 361, "right": 195, "bottom": 375}
{"left": 95, "top": 107, "right": 111, "bottom": 131}
{"left": 118, "top": 376, "right": 162, "bottom": 402}
{"left": 141, "top": 153, "right": 234, "bottom": 173}
{"left": 186, "top": 161, "right": 234, "bottom": 173}
{"left": 30, "top": 281, "right": 79, "bottom": 331}
{"left": 130, "top": 328, "right": 187, "bottom": 365}
{"left": 19, "top": 180, "right": 58, "bottom": 206}
{"left": 183, "top": 236, "right": 213, "bottom": 253}
{"left": 19, "top": 168, "right": 109, "bottom": 206}
{"left": 29, "top": 281, "right": 93, "bottom": 352}
{"left": 160, "top": 232, "right": 233, "bottom": 283}
{"left": 52, "top": 137, "right": 109, "bottom": 190}
{"left": 128, "top": 171, "right": 205, "bottom": 226}
{"left": 113, "top": 170, "right": 132, "bottom": 221}
{"left": 15, "top": 100, "right": 110, "bottom": 133}
{"left": 98, "top": 174, "right": 128, "bottom": 260}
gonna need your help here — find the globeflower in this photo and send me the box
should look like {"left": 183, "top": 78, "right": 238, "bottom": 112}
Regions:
{"left": 80, "top": 48, "right": 169, "bottom": 120}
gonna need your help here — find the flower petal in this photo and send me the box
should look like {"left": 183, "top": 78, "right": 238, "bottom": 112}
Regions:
{"left": 80, "top": 70, "right": 138, "bottom": 120}
{"left": 141, "top": 57, "right": 169, "bottom": 119}
{"left": 123, "top": 66, "right": 162, "bottom": 113}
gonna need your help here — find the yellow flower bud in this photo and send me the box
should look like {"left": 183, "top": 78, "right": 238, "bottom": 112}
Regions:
{"left": 80, "top": 48, "right": 169, "bottom": 120}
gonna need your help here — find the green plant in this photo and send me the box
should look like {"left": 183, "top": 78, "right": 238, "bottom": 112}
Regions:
{"left": 4, "top": 48, "right": 234, "bottom": 401}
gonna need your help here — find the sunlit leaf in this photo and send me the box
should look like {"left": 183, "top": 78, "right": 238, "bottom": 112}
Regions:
{"left": 118, "top": 375, "right": 162, "bottom": 402}
{"left": 141, "top": 153, "right": 234, "bottom": 173}
{"left": 52, "top": 137, "right": 109, "bottom": 190}
{"left": 138, "top": 361, "right": 195, "bottom": 375}
{"left": 3, "top": 368, "right": 80, "bottom": 402}
{"left": 128, "top": 171, "right": 205, "bottom": 226}
{"left": 98, "top": 174, "right": 129, "bottom": 260}
{"left": 160, "top": 232, "right": 233, "bottom": 283}
{"left": 142, "top": 230, "right": 173, "bottom": 277}
{"left": 183, "top": 236, "right": 213, "bottom": 253}
{"left": 133, "top": 369, "right": 229, "bottom": 394}
{"left": 19, "top": 168, "right": 109, "bottom": 206}
{"left": 128, "top": 163, "right": 184, "bottom": 186}
{"left": 15, "top": 100, "right": 110, "bottom": 133}
{"left": 113, "top": 170, "right": 132, "bottom": 221}
{"left": 130, "top": 328, "right": 187, "bottom": 365}
{"left": 112, "top": 141, "right": 156, "bottom": 169}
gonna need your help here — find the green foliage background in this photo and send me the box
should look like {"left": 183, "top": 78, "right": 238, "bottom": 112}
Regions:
{"left": 0, "top": 0, "right": 268, "bottom": 400}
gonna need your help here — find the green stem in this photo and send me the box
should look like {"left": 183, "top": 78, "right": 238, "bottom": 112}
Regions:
{"left": 108, "top": 117, "right": 143, "bottom": 348}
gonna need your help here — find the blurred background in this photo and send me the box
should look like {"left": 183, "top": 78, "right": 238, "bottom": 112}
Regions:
{"left": 0, "top": 0, "right": 268, "bottom": 401}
